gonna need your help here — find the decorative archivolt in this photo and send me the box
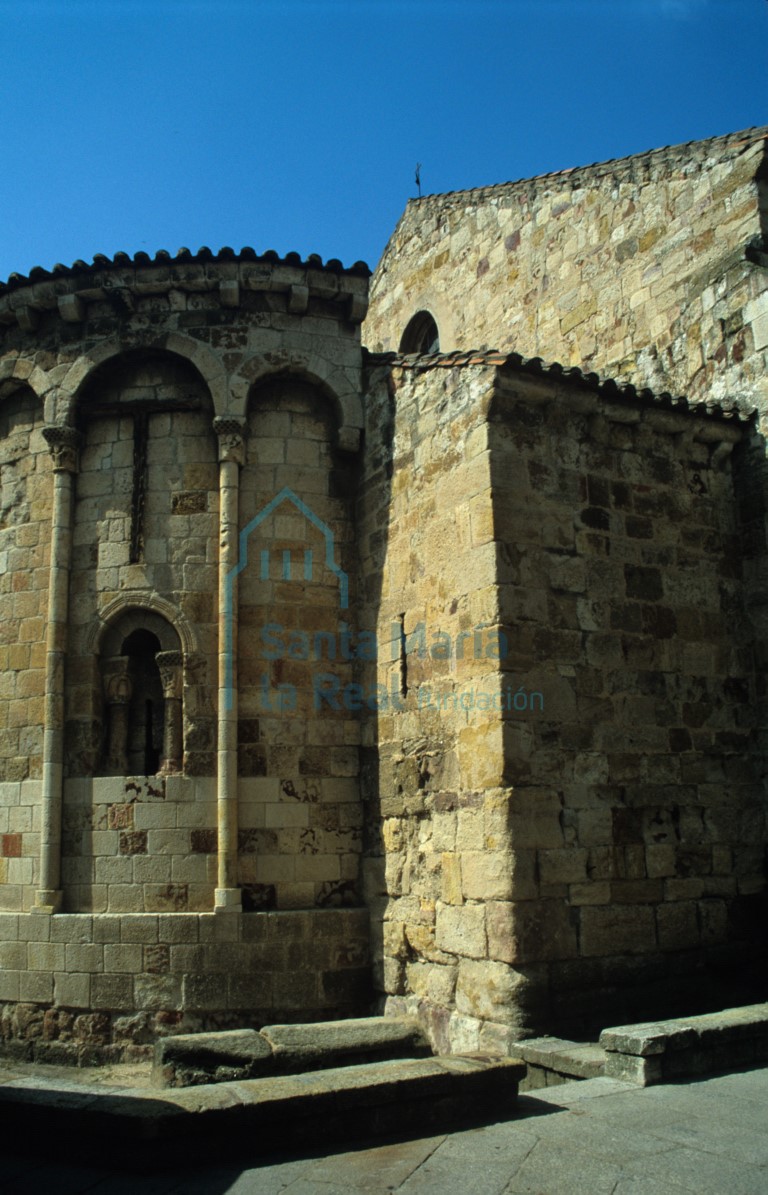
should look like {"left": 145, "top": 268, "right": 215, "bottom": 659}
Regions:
{"left": 84, "top": 592, "right": 199, "bottom": 658}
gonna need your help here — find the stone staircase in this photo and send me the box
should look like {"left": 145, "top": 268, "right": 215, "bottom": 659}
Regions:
{"left": 0, "top": 1017, "right": 526, "bottom": 1168}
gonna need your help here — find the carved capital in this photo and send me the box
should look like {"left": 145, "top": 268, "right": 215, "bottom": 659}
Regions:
{"left": 213, "top": 416, "right": 247, "bottom": 466}
{"left": 42, "top": 425, "right": 81, "bottom": 474}
{"left": 103, "top": 655, "right": 132, "bottom": 705}
{"left": 155, "top": 650, "right": 184, "bottom": 699}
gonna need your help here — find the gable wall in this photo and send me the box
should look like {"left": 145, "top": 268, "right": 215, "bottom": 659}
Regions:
{"left": 365, "top": 131, "right": 768, "bottom": 416}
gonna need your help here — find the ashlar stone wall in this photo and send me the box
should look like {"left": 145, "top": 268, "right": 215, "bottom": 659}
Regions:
{"left": 0, "top": 907, "right": 369, "bottom": 1064}
{"left": 488, "top": 364, "right": 765, "bottom": 1031}
{"left": 0, "top": 249, "right": 372, "bottom": 1049}
{"left": 0, "top": 385, "right": 50, "bottom": 785}
{"left": 67, "top": 352, "right": 219, "bottom": 779}
{"left": 0, "top": 387, "right": 50, "bottom": 911}
{"left": 365, "top": 127, "right": 768, "bottom": 417}
{"left": 237, "top": 376, "right": 362, "bottom": 911}
{"left": 361, "top": 353, "right": 765, "bottom": 1047}
{"left": 359, "top": 358, "right": 524, "bottom": 1053}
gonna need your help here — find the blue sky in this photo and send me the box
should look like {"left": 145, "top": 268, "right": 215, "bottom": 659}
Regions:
{"left": 0, "top": 0, "right": 765, "bottom": 281}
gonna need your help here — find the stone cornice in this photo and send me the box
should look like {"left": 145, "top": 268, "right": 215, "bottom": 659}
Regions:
{"left": 0, "top": 249, "right": 371, "bottom": 333}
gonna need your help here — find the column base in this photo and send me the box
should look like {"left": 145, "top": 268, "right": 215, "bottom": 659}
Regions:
{"left": 157, "top": 760, "right": 182, "bottom": 776}
{"left": 214, "top": 887, "right": 242, "bottom": 912}
{"left": 33, "top": 889, "right": 63, "bottom": 914}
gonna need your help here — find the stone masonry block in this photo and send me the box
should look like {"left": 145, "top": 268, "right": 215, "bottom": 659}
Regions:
{"left": 455, "top": 958, "right": 529, "bottom": 1024}
{"left": 134, "top": 974, "right": 182, "bottom": 1011}
{"left": 106, "top": 885, "right": 146, "bottom": 913}
{"left": 0, "top": 970, "right": 20, "bottom": 1000}
{"left": 91, "top": 973, "right": 134, "bottom": 1009}
{"left": 54, "top": 972, "right": 91, "bottom": 1008}
{"left": 119, "top": 915, "right": 160, "bottom": 943}
{"left": 158, "top": 915, "right": 200, "bottom": 944}
{"left": 441, "top": 853, "right": 463, "bottom": 904}
{"left": 0, "top": 925, "right": 29, "bottom": 963}
{"left": 538, "top": 848, "right": 588, "bottom": 886}
{"left": 579, "top": 905, "right": 657, "bottom": 957}
{"left": 102, "top": 943, "right": 143, "bottom": 973}
{"left": 50, "top": 912, "right": 94, "bottom": 941}
{"left": 20, "top": 971, "right": 54, "bottom": 1002}
{"left": 434, "top": 902, "right": 486, "bottom": 959}
{"left": 28, "top": 941, "right": 67, "bottom": 971}
{"left": 0, "top": 913, "right": 19, "bottom": 940}
{"left": 461, "top": 851, "right": 519, "bottom": 901}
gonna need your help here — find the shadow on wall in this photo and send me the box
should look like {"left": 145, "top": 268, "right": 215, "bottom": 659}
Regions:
{"left": 486, "top": 369, "right": 768, "bottom": 1034}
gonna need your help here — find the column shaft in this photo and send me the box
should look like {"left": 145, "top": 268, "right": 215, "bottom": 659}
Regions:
{"left": 35, "top": 427, "right": 79, "bottom": 913}
{"left": 214, "top": 419, "right": 246, "bottom": 912}
{"left": 156, "top": 650, "right": 184, "bottom": 774}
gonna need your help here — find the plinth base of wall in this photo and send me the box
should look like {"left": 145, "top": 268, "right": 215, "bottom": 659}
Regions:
{"left": 0, "top": 908, "right": 371, "bottom": 1064}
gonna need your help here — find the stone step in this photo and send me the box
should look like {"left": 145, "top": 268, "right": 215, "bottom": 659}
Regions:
{"left": 508, "top": 1037, "right": 607, "bottom": 1090}
{"left": 600, "top": 1001, "right": 768, "bottom": 1085}
{"left": 153, "top": 1015, "right": 432, "bottom": 1087}
{"left": 0, "top": 1054, "right": 526, "bottom": 1168}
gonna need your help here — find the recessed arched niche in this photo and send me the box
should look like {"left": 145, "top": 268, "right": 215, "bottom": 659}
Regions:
{"left": 0, "top": 382, "right": 47, "bottom": 782}
{"left": 62, "top": 345, "right": 218, "bottom": 781}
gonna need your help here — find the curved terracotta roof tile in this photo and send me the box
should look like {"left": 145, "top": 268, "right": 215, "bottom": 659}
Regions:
{"left": 364, "top": 348, "right": 752, "bottom": 422}
{"left": 0, "top": 246, "right": 371, "bottom": 294}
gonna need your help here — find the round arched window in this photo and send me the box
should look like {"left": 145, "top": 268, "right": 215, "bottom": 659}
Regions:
{"left": 400, "top": 311, "right": 440, "bottom": 355}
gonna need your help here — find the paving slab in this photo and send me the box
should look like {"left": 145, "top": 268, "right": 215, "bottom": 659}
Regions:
{"left": 396, "top": 1125, "right": 538, "bottom": 1195}
{"left": 297, "top": 1136, "right": 442, "bottom": 1190}
{"left": 506, "top": 1138, "right": 624, "bottom": 1195}
{"left": 616, "top": 1144, "right": 767, "bottom": 1195}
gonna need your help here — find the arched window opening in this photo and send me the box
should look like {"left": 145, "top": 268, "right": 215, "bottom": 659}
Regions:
{"left": 122, "top": 629, "right": 163, "bottom": 775}
{"left": 399, "top": 310, "right": 440, "bottom": 355}
{"left": 100, "top": 614, "right": 184, "bottom": 777}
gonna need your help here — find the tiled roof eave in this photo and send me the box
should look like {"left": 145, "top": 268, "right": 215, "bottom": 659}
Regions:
{"left": 363, "top": 348, "right": 754, "bottom": 424}
{"left": 0, "top": 246, "right": 371, "bottom": 298}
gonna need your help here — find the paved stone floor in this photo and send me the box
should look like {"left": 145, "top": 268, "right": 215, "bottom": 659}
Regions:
{"left": 2, "top": 1065, "right": 767, "bottom": 1193}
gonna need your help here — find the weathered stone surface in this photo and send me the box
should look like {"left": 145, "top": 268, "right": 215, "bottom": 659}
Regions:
{"left": 167, "top": 1011, "right": 431, "bottom": 1095}
{"left": 153, "top": 1028, "right": 272, "bottom": 1087}
{"left": 435, "top": 903, "right": 487, "bottom": 959}
{"left": 511, "top": 1036, "right": 607, "bottom": 1080}
{"left": 603, "top": 1051, "right": 664, "bottom": 1085}
{"left": 600, "top": 1004, "right": 768, "bottom": 1084}
{"left": 455, "top": 959, "right": 531, "bottom": 1025}
{"left": 579, "top": 906, "right": 657, "bottom": 958}
{"left": 0, "top": 1053, "right": 526, "bottom": 1164}
{"left": 365, "top": 128, "right": 767, "bottom": 416}
{"left": 260, "top": 1015, "right": 431, "bottom": 1070}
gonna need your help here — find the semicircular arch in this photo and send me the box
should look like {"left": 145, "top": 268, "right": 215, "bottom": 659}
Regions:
{"left": 234, "top": 353, "right": 363, "bottom": 437}
{"left": 85, "top": 593, "right": 199, "bottom": 658}
{"left": 56, "top": 333, "right": 227, "bottom": 420}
